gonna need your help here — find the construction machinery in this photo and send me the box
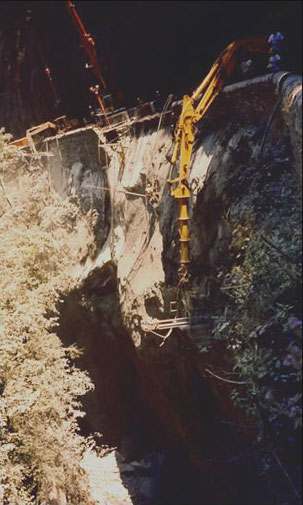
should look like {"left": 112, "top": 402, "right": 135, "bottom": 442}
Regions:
{"left": 10, "top": 2, "right": 112, "bottom": 149}
{"left": 65, "top": 0, "right": 111, "bottom": 125}
{"left": 141, "top": 37, "right": 271, "bottom": 337}
{"left": 168, "top": 37, "right": 269, "bottom": 290}
{"left": 10, "top": 116, "right": 79, "bottom": 150}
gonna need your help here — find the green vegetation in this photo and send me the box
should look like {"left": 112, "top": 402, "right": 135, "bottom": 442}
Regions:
{"left": 0, "top": 129, "right": 97, "bottom": 504}
{"left": 210, "top": 145, "right": 302, "bottom": 502}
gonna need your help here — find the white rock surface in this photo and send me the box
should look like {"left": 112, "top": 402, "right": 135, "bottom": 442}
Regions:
{"left": 81, "top": 450, "right": 134, "bottom": 505}
{"left": 81, "top": 449, "right": 165, "bottom": 505}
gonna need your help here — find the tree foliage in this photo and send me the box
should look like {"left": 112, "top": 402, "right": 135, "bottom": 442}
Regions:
{"left": 209, "top": 146, "right": 302, "bottom": 504}
{"left": 0, "top": 128, "right": 97, "bottom": 504}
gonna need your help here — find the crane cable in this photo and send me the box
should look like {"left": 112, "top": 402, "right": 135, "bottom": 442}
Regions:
{"left": 38, "top": 45, "right": 61, "bottom": 108}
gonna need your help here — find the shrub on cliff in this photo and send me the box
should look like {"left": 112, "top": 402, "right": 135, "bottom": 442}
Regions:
{"left": 211, "top": 151, "right": 302, "bottom": 504}
{"left": 0, "top": 129, "right": 97, "bottom": 504}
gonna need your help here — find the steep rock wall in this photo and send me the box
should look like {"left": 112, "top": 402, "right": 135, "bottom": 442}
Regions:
{"left": 46, "top": 72, "right": 302, "bottom": 345}
{"left": 43, "top": 71, "right": 301, "bottom": 505}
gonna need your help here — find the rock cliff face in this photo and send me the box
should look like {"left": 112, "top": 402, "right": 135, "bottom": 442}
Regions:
{"left": 44, "top": 72, "right": 301, "bottom": 504}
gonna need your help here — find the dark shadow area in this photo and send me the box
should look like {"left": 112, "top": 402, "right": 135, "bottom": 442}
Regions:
{"left": 56, "top": 260, "right": 264, "bottom": 504}
{"left": 57, "top": 261, "right": 168, "bottom": 453}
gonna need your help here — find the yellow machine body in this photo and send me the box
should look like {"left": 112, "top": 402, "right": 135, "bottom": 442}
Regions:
{"left": 168, "top": 37, "right": 269, "bottom": 286}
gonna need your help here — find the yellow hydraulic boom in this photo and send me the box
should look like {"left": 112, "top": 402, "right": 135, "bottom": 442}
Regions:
{"left": 168, "top": 37, "right": 269, "bottom": 287}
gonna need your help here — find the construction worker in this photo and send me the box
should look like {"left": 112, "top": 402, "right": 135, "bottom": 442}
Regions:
{"left": 268, "top": 32, "right": 284, "bottom": 53}
{"left": 153, "top": 90, "right": 167, "bottom": 113}
{"left": 268, "top": 53, "right": 282, "bottom": 72}
{"left": 145, "top": 180, "right": 160, "bottom": 211}
{"left": 240, "top": 59, "right": 254, "bottom": 77}
{"left": 267, "top": 32, "right": 284, "bottom": 72}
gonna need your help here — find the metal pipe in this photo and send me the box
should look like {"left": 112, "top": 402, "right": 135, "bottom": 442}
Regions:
{"left": 84, "top": 185, "right": 147, "bottom": 198}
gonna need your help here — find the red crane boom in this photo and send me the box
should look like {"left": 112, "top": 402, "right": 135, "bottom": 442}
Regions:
{"left": 65, "top": 0, "right": 110, "bottom": 124}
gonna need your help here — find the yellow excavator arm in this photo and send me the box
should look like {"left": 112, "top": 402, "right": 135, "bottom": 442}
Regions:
{"left": 168, "top": 37, "right": 269, "bottom": 285}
